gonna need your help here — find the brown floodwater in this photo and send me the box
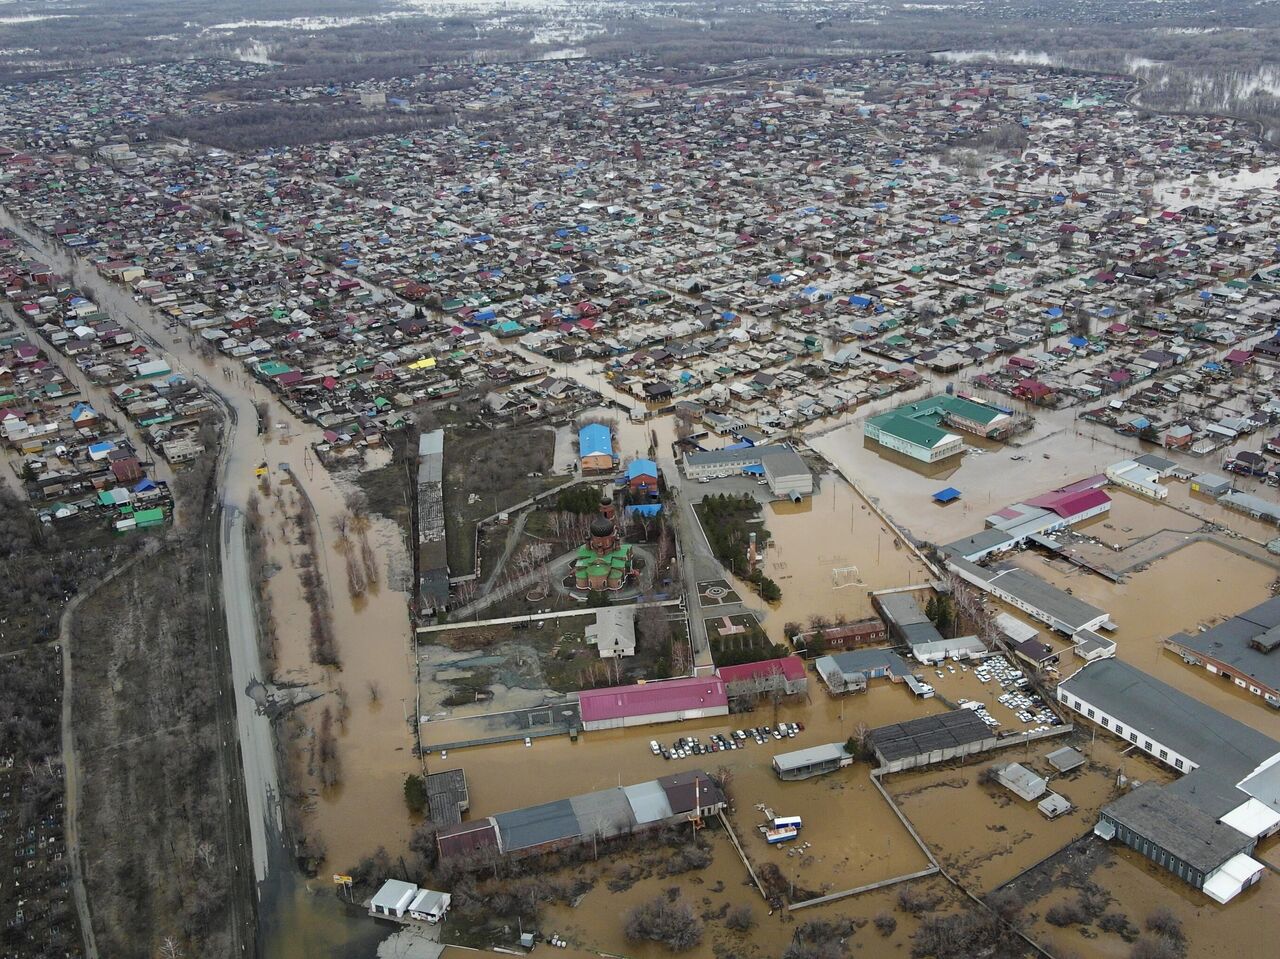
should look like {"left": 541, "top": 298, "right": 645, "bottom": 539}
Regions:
{"left": 0, "top": 215, "right": 409, "bottom": 953}
{"left": 539, "top": 830, "right": 944, "bottom": 959}
{"left": 731, "top": 476, "right": 935, "bottom": 642}
{"left": 1028, "top": 838, "right": 1279, "bottom": 959}
{"left": 425, "top": 679, "right": 948, "bottom": 925}
{"left": 889, "top": 734, "right": 1174, "bottom": 894}
{"left": 253, "top": 435, "right": 419, "bottom": 871}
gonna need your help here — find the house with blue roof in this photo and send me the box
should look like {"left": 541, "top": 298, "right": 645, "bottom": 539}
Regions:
{"left": 625, "top": 458, "right": 659, "bottom": 493}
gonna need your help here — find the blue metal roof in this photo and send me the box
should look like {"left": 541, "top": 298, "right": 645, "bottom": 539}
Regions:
{"left": 579, "top": 423, "right": 612, "bottom": 458}
{"left": 625, "top": 459, "right": 658, "bottom": 480}
{"left": 933, "top": 487, "right": 961, "bottom": 503}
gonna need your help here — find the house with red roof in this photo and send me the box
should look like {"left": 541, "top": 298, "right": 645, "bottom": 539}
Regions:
{"left": 718, "top": 656, "right": 808, "bottom": 698}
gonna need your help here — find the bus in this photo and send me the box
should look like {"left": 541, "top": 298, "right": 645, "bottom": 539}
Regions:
{"left": 773, "top": 816, "right": 803, "bottom": 831}
{"left": 765, "top": 826, "right": 798, "bottom": 844}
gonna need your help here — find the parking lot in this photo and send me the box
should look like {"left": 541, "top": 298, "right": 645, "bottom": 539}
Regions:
{"left": 920, "top": 654, "right": 1066, "bottom": 734}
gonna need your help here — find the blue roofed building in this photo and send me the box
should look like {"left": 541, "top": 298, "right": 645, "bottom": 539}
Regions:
{"left": 579, "top": 423, "right": 614, "bottom": 471}
{"left": 625, "top": 458, "right": 659, "bottom": 492}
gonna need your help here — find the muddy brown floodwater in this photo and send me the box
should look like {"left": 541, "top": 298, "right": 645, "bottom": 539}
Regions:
{"left": 429, "top": 681, "right": 945, "bottom": 901}
{"left": 254, "top": 444, "right": 420, "bottom": 871}
{"left": 889, "top": 734, "right": 1174, "bottom": 894}
{"left": 1012, "top": 540, "right": 1280, "bottom": 731}
{"left": 445, "top": 679, "right": 967, "bottom": 957}
{"left": 1028, "top": 839, "right": 1280, "bottom": 959}
{"left": 730, "top": 476, "right": 935, "bottom": 641}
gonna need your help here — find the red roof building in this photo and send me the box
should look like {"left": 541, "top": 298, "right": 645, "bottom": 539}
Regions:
{"left": 578, "top": 676, "right": 728, "bottom": 731}
{"left": 436, "top": 819, "right": 499, "bottom": 859}
{"left": 719, "top": 656, "right": 809, "bottom": 697}
{"left": 1024, "top": 488, "right": 1112, "bottom": 521}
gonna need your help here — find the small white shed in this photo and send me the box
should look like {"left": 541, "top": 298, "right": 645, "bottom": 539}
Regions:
{"left": 408, "top": 888, "right": 452, "bottom": 923}
{"left": 370, "top": 879, "right": 417, "bottom": 919}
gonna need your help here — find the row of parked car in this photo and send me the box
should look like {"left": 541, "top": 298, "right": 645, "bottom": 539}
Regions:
{"left": 649, "top": 722, "right": 804, "bottom": 759}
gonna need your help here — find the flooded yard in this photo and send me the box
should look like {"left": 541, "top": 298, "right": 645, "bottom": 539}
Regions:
{"left": 537, "top": 834, "right": 955, "bottom": 959}
{"left": 810, "top": 413, "right": 1120, "bottom": 547}
{"left": 1012, "top": 836, "right": 1280, "bottom": 959}
{"left": 731, "top": 475, "right": 934, "bottom": 641}
{"left": 810, "top": 406, "right": 1280, "bottom": 554}
{"left": 888, "top": 735, "right": 1172, "bottom": 894}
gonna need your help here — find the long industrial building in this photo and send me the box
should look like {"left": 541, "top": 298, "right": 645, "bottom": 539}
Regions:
{"left": 1057, "top": 659, "right": 1280, "bottom": 903}
{"left": 577, "top": 676, "right": 728, "bottom": 731}
{"left": 417, "top": 429, "right": 449, "bottom": 613}
{"left": 868, "top": 709, "right": 999, "bottom": 773}
{"left": 947, "top": 556, "right": 1111, "bottom": 636}
{"left": 435, "top": 770, "right": 726, "bottom": 860}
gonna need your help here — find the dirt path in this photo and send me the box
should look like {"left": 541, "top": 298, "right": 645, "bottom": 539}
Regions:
{"left": 480, "top": 507, "right": 532, "bottom": 594}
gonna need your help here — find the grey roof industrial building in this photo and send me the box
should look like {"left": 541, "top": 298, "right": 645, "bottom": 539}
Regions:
{"left": 1059, "top": 659, "right": 1278, "bottom": 808}
{"left": 873, "top": 591, "right": 988, "bottom": 663}
{"left": 1058, "top": 659, "right": 1280, "bottom": 902}
{"left": 948, "top": 556, "right": 1110, "bottom": 635}
{"left": 1166, "top": 594, "right": 1280, "bottom": 704}
{"left": 437, "top": 770, "right": 726, "bottom": 859}
{"left": 499, "top": 798, "right": 581, "bottom": 851}
{"left": 424, "top": 769, "right": 470, "bottom": 827}
{"left": 868, "top": 709, "right": 997, "bottom": 772}
{"left": 814, "top": 648, "right": 912, "bottom": 694}
{"left": 1100, "top": 786, "right": 1254, "bottom": 876}
{"left": 772, "top": 743, "right": 853, "bottom": 781}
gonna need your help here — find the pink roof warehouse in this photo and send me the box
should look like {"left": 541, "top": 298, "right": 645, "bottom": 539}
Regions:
{"left": 578, "top": 676, "right": 729, "bottom": 731}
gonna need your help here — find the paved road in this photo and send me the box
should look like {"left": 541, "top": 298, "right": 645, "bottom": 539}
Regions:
{"left": 223, "top": 509, "right": 281, "bottom": 886}
{"left": 656, "top": 451, "right": 750, "bottom": 670}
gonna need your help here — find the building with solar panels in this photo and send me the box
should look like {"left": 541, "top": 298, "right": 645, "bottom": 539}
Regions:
{"left": 868, "top": 709, "right": 1000, "bottom": 773}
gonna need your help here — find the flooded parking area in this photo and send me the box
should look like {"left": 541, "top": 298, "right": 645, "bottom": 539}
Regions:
{"left": 916, "top": 657, "right": 1065, "bottom": 734}
{"left": 427, "top": 679, "right": 960, "bottom": 906}
{"left": 431, "top": 679, "right": 951, "bottom": 819}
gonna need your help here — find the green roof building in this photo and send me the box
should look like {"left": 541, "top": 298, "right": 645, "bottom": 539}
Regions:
{"left": 865, "top": 394, "right": 1012, "bottom": 464}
